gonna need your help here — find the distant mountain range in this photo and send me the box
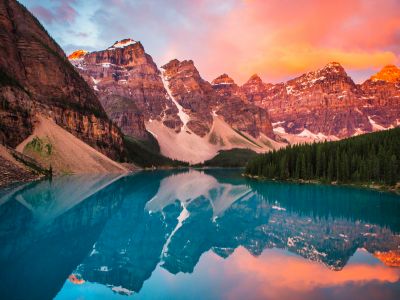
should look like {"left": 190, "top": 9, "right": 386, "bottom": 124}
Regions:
{"left": 70, "top": 40, "right": 400, "bottom": 161}
{"left": 69, "top": 40, "right": 279, "bottom": 163}
{"left": 213, "top": 63, "right": 400, "bottom": 138}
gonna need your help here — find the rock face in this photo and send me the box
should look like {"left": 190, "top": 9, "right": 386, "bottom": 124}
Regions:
{"left": 161, "top": 59, "right": 274, "bottom": 138}
{"left": 71, "top": 42, "right": 274, "bottom": 140}
{"left": 70, "top": 39, "right": 180, "bottom": 139}
{"left": 100, "top": 94, "right": 147, "bottom": 139}
{"left": 213, "top": 63, "right": 400, "bottom": 138}
{"left": 0, "top": 0, "right": 123, "bottom": 158}
{"left": 370, "top": 65, "right": 400, "bottom": 83}
{"left": 211, "top": 74, "right": 240, "bottom": 98}
{"left": 0, "top": 144, "right": 43, "bottom": 186}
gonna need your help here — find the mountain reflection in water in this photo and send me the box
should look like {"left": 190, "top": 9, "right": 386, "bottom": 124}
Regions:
{"left": 0, "top": 169, "right": 400, "bottom": 300}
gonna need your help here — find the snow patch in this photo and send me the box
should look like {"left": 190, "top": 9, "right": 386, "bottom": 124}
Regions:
{"left": 108, "top": 39, "right": 137, "bottom": 50}
{"left": 368, "top": 116, "right": 387, "bottom": 131}
{"left": 160, "top": 69, "right": 190, "bottom": 128}
{"left": 161, "top": 202, "right": 190, "bottom": 259}
{"left": 273, "top": 126, "right": 286, "bottom": 134}
{"left": 107, "top": 285, "right": 135, "bottom": 295}
{"left": 272, "top": 121, "right": 285, "bottom": 126}
{"left": 272, "top": 205, "right": 286, "bottom": 211}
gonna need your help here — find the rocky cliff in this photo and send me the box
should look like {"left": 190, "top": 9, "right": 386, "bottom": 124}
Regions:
{"left": 71, "top": 41, "right": 275, "bottom": 140}
{"left": 213, "top": 63, "right": 400, "bottom": 139}
{"left": 70, "top": 39, "right": 180, "bottom": 139}
{"left": 0, "top": 0, "right": 123, "bottom": 159}
{"left": 100, "top": 94, "right": 147, "bottom": 139}
{"left": 161, "top": 59, "right": 274, "bottom": 139}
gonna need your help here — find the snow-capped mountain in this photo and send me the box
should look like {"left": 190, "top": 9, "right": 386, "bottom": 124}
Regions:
{"left": 69, "top": 40, "right": 281, "bottom": 163}
{"left": 213, "top": 63, "right": 400, "bottom": 140}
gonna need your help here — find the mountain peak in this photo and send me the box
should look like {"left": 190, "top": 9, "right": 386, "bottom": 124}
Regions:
{"left": 247, "top": 74, "right": 263, "bottom": 84}
{"left": 212, "top": 74, "right": 235, "bottom": 85}
{"left": 327, "top": 62, "right": 341, "bottom": 67}
{"left": 370, "top": 65, "right": 400, "bottom": 82}
{"left": 68, "top": 50, "right": 88, "bottom": 60}
{"left": 108, "top": 39, "right": 138, "bottom": 50}
{"left": 321, "top": 62, "right": 347, "bottom": 76}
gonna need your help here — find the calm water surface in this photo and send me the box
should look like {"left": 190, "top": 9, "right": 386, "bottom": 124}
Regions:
{"left": 1, "top": 169, "right": 400, "bottom": 300}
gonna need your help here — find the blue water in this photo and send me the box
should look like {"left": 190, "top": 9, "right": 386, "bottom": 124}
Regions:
{"left": 1, "top": 169, "right": 400, "bottom": 300}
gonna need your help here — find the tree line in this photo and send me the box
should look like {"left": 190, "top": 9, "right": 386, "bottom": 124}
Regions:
{"left": 244, "top": 128, "right": 400, "bottom": 186}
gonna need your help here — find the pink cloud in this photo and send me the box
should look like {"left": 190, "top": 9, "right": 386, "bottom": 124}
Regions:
{"left": 31, "top": 0, "right": 78, "bottom": 26}
{"left": 67, "top": 30, "right": 88, "bottom": 38}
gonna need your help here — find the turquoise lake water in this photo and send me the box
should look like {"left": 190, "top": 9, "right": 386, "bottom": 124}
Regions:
{"left": 1, "top": 169, "right": 400, "bottom": 299}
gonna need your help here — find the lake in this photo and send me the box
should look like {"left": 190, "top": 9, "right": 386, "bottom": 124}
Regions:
{"left": 1, "top": 169, "right": 400, "bottom": 300}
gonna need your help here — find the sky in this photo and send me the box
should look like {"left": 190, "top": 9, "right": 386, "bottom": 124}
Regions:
{"left": 20, "top": 0, "right": 400, "bottom": 85}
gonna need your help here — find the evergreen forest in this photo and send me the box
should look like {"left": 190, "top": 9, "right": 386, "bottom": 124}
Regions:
{"left": 244, "top": 128, "right": 400, "bottom": 186}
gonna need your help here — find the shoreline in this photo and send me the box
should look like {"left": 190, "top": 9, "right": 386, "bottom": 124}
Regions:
{"left": 243, "top": 174, "right": 400, "bottom": 195}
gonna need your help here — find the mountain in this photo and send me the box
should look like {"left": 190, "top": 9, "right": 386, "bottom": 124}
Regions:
{"left": 213, "top": 63, "right": 400, "bottom": 140}
{"left": 68, "top": 50, "right": 88, "bottom": 60}
{"left": 70, "top": 39, "right": 178, "bottom": 140}
{"left": 70, "top": 41, "right": 281, "bottom": 163}
{"left": 0, "top": 0, "right": 124, "bottom": 161}
{"left": 160, "top": 59, "right": 274, "bottom": 139}
{"left": 370, "top": 65, "right": 400, "bottom": 82}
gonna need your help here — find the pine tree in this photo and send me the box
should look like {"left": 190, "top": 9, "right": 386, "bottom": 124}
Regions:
{"left": 301, "top": 154, "right": 307, "bottom": 180}
{"left": 327, "top": 156, "right": 334, "bottom": 182}
{"left": 387, "top": 155, "right": 397, "bottom": 186}
{"left": 316, "top": 145, "right": 322, "bottom": 178}
{"left": 336, "top": 148, "right": 340, "bottom": 182}
{"left": 296, "top": 153, "right": 302, "bottom": 179}
{"left": 322, "top": 151, "right": 327, "bottom": 179}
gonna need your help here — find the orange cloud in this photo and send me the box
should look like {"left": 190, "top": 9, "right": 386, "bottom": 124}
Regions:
{"left": 196, "top": 0, "right": 400, "bottom": 84}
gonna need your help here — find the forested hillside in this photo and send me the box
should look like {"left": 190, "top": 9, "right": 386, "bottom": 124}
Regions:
{"left": 245, "top": 128, "right": 400, "bottom": 186}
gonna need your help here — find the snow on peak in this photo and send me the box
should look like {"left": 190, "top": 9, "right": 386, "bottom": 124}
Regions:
{"left": 108, "top": 39, "right": 137, "bottom": 50}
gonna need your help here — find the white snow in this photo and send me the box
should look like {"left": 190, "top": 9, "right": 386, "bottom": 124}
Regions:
{"left": 160, "top": 69, "right": 190, "bottom": 128}
{"left": 273, "top": 126, "right": 286, "bottom": 134}
{"left": 91, "top": 77, "right": 101, "bottom": 84}
{"left": 161, "top": 202, "right": 190, "bottom": 258}
{"left": 108, "top": 40, "right": 137, "bottom": 50}
{"left": 297, "top": 129, "right": 318, "bottom": 139}
{"left": 212, "top": 82, "right": 233, "bottom": 85}
{"left": 212, "top": 110, "right": 218, "bottom": 117}
{"left": 90, "top": 249, "right": 99, "bottom": 256}
{"left": 272, "top": 205, "right": 286, "bottom": 211}
{"left": 310, "top": 76, "right": 326, "bottom": 84}
{"left": 368, "top": 116, "right": 387, "bottom": 131}
{"left": 313, "top": 249, "right": 327, "bottom": 257}
{"left": 107, "top": 285, "right": 135, "bottom": 295}
{"left": 296, "top": 129, "right": 327, "bottom": 140}
{"left": 272, "top": 121, "right": 285, "bottom": 126}
{"left": 286, "top": 86, "right": 294, "bottom": 95}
